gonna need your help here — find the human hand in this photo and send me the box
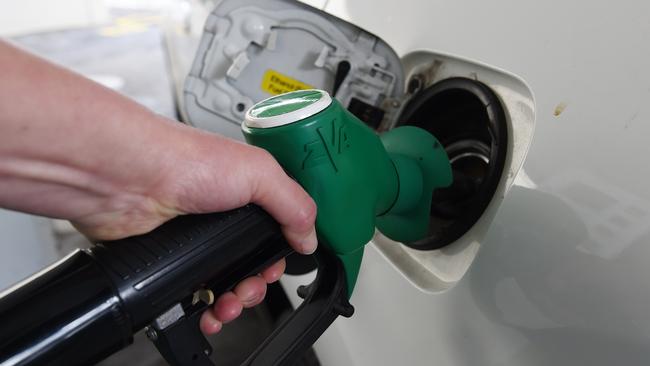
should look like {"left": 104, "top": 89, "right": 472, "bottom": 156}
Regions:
{"left": 71, "top": 121, "right": 318, "bottom": 335}
{"left": 0, "top": 39, "right": 316, "bottom": 336}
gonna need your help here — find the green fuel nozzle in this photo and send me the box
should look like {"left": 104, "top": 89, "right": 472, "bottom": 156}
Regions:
{"left": 242, "top": 90, "right": 452, "bottom": 297}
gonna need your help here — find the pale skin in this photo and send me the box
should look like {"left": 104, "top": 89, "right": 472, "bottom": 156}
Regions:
{"left": 0, "top": 40, "right": 317, "bottom": 335}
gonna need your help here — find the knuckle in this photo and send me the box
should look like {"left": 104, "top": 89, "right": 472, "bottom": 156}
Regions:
{"left": 250, "top": 148, "right": 285, "bottom": 181}
{"left": 251, "top": 147, "right": 277, "bottom": 167}
{"left": 295, "top": 196, "right": 317, "bottom": 228}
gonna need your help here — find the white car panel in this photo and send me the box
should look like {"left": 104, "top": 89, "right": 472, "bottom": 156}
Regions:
{"left": 281, "top": 0, "right": 650, "bottom": 365}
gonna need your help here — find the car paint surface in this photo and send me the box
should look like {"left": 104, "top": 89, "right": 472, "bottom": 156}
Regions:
{"left": 281, "top": 1, "right": 650, "bottom": 365}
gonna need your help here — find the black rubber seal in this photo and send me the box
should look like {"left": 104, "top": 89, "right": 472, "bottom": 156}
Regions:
{"left": 399, "top": 77, "right": 508, "bottom": 250}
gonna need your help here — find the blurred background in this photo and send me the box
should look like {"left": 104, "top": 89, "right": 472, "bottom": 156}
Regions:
{"left": 0, "top": 1, "right": 318, "bottom": 364}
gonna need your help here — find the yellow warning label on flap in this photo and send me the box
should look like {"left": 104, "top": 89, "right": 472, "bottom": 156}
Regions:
{"left": 261, "top": 69, "right": 314, "bottom": 95}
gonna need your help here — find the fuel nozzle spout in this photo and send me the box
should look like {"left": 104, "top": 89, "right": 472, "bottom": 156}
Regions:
{"left": 242, "top": 90, "right": 452, "bottom": 296}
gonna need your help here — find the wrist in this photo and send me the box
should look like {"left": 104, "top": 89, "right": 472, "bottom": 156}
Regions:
{"left": 69, "top": 113, "right": 189, "bottom": 239}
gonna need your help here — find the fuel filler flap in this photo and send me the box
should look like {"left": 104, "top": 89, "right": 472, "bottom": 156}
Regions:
{"left": 183, "top": 0, "right": 406, "bottom": 139}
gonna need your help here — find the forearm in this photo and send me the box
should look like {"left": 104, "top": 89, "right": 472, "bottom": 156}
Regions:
{"left": 0, "top": 40, "right": 196, "bottom": 236}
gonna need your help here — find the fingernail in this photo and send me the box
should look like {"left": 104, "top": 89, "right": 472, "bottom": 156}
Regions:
{"left": 201, "top": 312, "right": 222, "bottom": 335}
{"left": 301, "top": 228, "right": 317, "bottom": 254}
{"left": 208, "top": 317, "right": 222, "bottom": 333}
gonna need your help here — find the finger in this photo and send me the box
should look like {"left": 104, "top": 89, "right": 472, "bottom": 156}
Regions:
{"left": 261, "top": 259, "right": 286, "bottom": 284}
{"left": 213, "top": 291, "right": 243, "bottom": 324}
{"left": 200, "top": 310, "right": 222, "bottom": 335}
{"left": 233, "top": 275, "right": 267, "bottom": 308}
{"left": 251, "top": 154, "right": 318, "bottom": 254}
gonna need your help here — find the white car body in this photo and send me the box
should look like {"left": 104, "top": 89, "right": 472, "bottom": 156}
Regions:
{"left": 0, "top": 1, "right": 647, "bottom": 364}
{"left": 273, "top": 1, "right": 650, "bottom": 365}
{"left": 9, "top": 0, "right": 638, "bottom": 364}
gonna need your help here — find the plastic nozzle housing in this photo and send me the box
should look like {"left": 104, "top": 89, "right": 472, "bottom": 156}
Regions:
{"left": 243, "top": 90, "right": 452, "bottom": 295}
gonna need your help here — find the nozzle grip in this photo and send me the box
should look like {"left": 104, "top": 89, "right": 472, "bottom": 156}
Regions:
{"left": 92, "top": 204, "right": 291, "bottom": 331}
{"left": 95, "top": 205, "right": 352, "bottom": 366}
{"left": 0, "top": 205, "right": 352, "bottom": 366}
{"left": 92, "top": 205, "right": 354, "bottom": 366}
{"left": 0, "top": 205, "right": 290, "bottom": 366}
